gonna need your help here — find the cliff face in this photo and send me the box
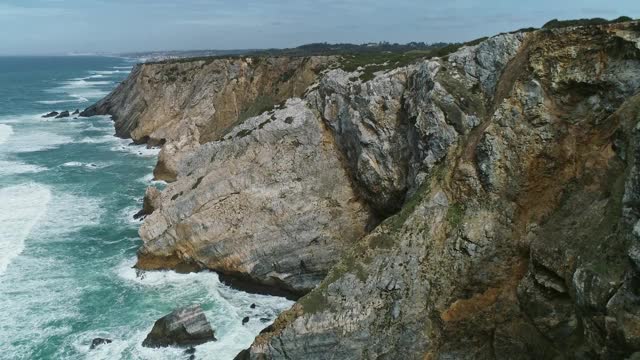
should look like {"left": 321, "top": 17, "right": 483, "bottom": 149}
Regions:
{"left": 81, "top": 56, "right": 335, "bottom": 180}
{"left": 242, "top": 23, "right": 640, "bottom": 359}
{"left": 88, "top": 21, "right": 640, "bottom": 359}
{"left": 136, "top": 98, "right": 374, "bottom": 295}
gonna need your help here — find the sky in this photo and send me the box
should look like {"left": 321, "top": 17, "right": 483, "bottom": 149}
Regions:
{"left": 0, "top": 0, "right": 638, "bottom": 55}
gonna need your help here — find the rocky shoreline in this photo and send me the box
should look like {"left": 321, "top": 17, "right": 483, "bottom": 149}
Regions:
{"left": 85, "top": 21, "right": 640, "bottom": 359}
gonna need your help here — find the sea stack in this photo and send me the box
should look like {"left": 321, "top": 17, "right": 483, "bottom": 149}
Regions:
{"left": 142, "top": 305, "right": 216, "bottom": 348}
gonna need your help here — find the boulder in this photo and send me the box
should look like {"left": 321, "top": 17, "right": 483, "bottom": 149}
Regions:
{"left": 89, "top": 338, "right": 112, "bottom": 349}
{"left": 142, "top": 305, "right": 216, "bottom": 348}
{"left": 55, "top": 111, "right": 70, "bottom": 119}
{"left": 72, "top": 109, "right": 80, "bottom": 115}
{"left": 242, "top": 316, "right": 250, "bottom": 325}
{"left": 42, "top": 111, "right": 59, "bottom": 118}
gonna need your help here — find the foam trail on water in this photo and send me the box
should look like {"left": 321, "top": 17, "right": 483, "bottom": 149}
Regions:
{"left": 0, "top": 124, "right": 13, "bottom": 144}
{"left": 0, "top": 183, "right": 52, "bottom": 275}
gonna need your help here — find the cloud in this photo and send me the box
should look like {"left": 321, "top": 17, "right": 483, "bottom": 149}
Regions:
{"left": 0, "top": 3, "right": 69, "bottom": 17}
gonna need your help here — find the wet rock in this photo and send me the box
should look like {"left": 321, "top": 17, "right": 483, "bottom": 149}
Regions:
{"left": 184, "top": 347, "right": 196, "bottom": 354}
{"left": 72, "top": 109, "right": 80, "bottom": 115}
{"left": 142, "top": 305, "right": 216, "bottom": 348}
{"left": 55, "top": 110, "right": 70, "bottom": 119}
{"left": 42, "top": 111, "right": 59, "bottom": 118}
{"left": 242, "top": 316, "right": 250, "bottom": 325}
{"left": 89, "top": 337, "right": 112, "bottom": 349}
{"left": 250, "top": 303, "right": 256, "bottom": 309}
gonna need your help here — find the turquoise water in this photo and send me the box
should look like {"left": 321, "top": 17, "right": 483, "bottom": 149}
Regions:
{"left": 0, "top": 57, "right": 291, "bottom": 359}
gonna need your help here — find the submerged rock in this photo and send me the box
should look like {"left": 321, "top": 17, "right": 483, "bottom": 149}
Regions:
{"left": 89, "top": 338, "right": 112, "bottom": 349}
{"left": 42, "top": 111, "right": 59, "bottom": 118}
{"left": 242, "top": 316, "right": 250, "bottom": 325}
{"left": 142, "top": 305, "right": 216, "bottom": 348}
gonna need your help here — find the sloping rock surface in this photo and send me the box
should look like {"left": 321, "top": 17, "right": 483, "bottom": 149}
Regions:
{"left": 142, "top": 305, "right": 216, "bottom": 348}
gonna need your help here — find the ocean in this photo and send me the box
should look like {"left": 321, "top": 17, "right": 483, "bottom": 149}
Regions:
{"left": 0, "top": 56, "right": 292, "bottom": 360}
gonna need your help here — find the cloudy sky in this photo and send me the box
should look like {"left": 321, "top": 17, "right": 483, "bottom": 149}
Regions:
{"left": 0, "top": 0, "right": 638, "bottom": 55}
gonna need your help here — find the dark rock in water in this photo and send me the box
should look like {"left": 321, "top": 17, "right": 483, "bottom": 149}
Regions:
{"left": 90, "top": 338, "right": 112, "bottom": 349}
{"left": 79, "top": 106, "right": 97, "bottom": 117}
{"left": 55, "top": 111, "right": 70, "bottom": 119}
{"left": 72, "top": 109, "right": 80, "bottom": 115}
{"left": 142, "top": 304, "right": 216, "bottom": 348}
{"left": 259, "top": 317, "right": 270, "bottom": 323}
{"left": 188, "top": 355, "right": 195, "bottom": 360}
{"left": 133, "top": 209, "right": 147, "bottom": 221}
{"left": 234, "top": 349, "right": 250, "bottom": 360}
{"left": 250, "top": 303, "right": 256, "bottom": 309}
{"left": 242, "top": 316, "right": 250, "bottom": 325}
{"left": 184, "top": 347, "right": 196, "bottom": 354}
{"left": 42, "top": 111, "right": 59, "bottom": 118}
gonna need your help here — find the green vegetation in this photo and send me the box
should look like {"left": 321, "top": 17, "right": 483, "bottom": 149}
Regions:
{"left": 446, "top": 203, "right": 465, "bottom": 229}
{"left": 237, "top": 95, "right": 276, "bottom": 123}
{"left": 336, "top": 37, "right": 491, "bottom": 81}
{"left": 542, "top": 16, "right": 635, "bottom": 29}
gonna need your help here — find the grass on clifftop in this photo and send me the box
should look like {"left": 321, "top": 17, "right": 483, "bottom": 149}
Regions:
{"left": 542, "top": 16, "right": 636, "bottom": 29}
{"left": 338, "top": 37, "right": 488, "bottom": 81}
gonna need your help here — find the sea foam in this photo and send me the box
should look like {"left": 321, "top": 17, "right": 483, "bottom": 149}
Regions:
{"left": 0, "top": 183, "right": 52, "bottom": 275}
{"left": 0, "top": 124, "right": 13, "bottom": 144}
{"left": 108, "top": 258, "right": 294, "bottom": 360}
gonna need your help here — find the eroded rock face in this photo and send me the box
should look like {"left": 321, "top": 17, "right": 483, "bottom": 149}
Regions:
{"left": 81, "top": 56, "right": 335, "bottom": 181}
{"left": 136, "top": 99, "right": 373, "bottom": 295}
{"left": 243, "top": 22, "right": 640, "bottom": 359}
{"left": 142, "top": 305, "right": 216, "bottom": 348}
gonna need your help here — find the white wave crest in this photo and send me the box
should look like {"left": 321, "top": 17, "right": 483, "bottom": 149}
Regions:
{"left": 0, "top": 183, "right": 52, "bottom": 275}
{"left": 61, "top": 161, "right": 107, "bottom": 170}
{"left": 0, "top": 161, "right": 47, "bottom": 176}
{"left": 90, "top": 70, "right": 128, "bottom": 75}
{"left": 110, "top": 138, "right": 161, "bottom": 158}
{"left": 5, "top": 131, "right": 73, "bottom": 153}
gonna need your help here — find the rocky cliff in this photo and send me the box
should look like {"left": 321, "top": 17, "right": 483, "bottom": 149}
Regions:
{"left": 89, "top": 21, "right": 640, "bottom": 359}
{"left": 82, "top": 56, "right": 335, "bottom": 181}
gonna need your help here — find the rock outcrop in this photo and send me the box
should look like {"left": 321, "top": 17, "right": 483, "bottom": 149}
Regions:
{"left": 81, "top": 56, "right": 335, "bottom": 181}
{"left": 240, "top": 22, "right": 640, "bottom": 359}
{"left": 142, "top": 305, "right": 216, "bottom": 348}
{"left": 42, "top": 111, "right": 59, "bottom": 118}
{"left": 136, "top": 99, "right": 373, "bottom": 295}
{"left": 86, "top": 20, "right": 640, "bottom": 359}
{"left": 55, "top": 110, "right": 70, "bottom": 119}
{"left": 89, "top": 338, "right": 112, "bottom": 350}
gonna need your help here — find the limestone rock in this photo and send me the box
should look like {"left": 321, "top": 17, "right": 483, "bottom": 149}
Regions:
{"left": 142, "top": 305, "right": 216, "bottom": 348}
{"left": 242, "top": 22, "right": 640, "bottom": 360}
{"left": 136, "top": 99, "right": 373, "bottom": 295}
{"left": 81, "top": 56, "right": 336, "bottom": 146}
